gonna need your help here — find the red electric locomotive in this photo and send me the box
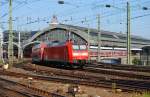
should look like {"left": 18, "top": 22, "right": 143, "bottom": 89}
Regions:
{"left": 32, "top": 40, "right": 88, "bottom": 68}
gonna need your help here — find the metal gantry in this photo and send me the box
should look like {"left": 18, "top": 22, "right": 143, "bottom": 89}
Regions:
{"left": 87, "top": 23, "right": 90, "bottom": 60}
{"left": 0, "top": 0, "right": 3, "bottom": 62}
{"left": 18, "top": 31, "right": 21, "bottom": 59}
{"left": 8, "top": 0, "right": 13, "bottom": 66}
{"left": 127, "top": 2, "right": 131, "bottom": 64}
{"left": 97, "top": 14, "right": 101, "bottom": 63}
{"left": 105, "top": 2, "right": 131, "bottom": 64}
{"left": 0, "top": 29, "right": 2, "bottom": 62}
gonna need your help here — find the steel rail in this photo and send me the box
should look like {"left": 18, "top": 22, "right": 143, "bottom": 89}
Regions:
{"left": 0, "top": 67, "right": 150, "bottom": 92}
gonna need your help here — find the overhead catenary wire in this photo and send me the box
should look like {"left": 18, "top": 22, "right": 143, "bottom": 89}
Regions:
{"left": 1, "top": 0, "right": 150, "bottom": 30}
{"left": 1, "top": 0, "right": 42, "bottom": 18}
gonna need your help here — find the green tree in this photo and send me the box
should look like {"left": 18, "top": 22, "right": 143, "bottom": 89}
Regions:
{"left": 132, "top": 58, "right": 141, "bottom": 65}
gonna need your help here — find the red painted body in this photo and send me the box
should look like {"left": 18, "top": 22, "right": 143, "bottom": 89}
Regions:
{"left": 31, "top": 42, "right": 47, "bottom": 62}
{"left": 32, "top": 40, "right": 88, "bottom": 66}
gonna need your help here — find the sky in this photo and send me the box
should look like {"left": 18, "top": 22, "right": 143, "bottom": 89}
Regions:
{"left": 1, "top": 0, "right": 150, "bottom": 39}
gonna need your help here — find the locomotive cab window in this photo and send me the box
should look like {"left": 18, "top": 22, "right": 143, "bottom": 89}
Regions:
{"left": 80, "top": 45, "right": 87, "bottom": 50}
{"left": 72, "top": 45, "right": 79, "bottom": 50}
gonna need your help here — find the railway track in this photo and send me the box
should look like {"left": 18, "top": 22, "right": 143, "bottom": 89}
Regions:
{"left": 20, "top": 65, "right": 150, "bottom": 82}
{"left": 0, "top": 79, "right": 45, "bottom": 97}
{"left": 12, "top": 63, "right": 150, "bottom": 92}
{"left": 83, "top": 66, "right": 150, "bottom": 80}
{"left": 87, "top": 62, "right": 150, "bottom": 73}
{"left": 0, "top": 87, "right": 27, "bottom": 97}
{"left": 0, "top": 86, "right": 34, "bottom": 97}
{"left": 0, "top": 71, "right": 67, "bottom": 97}
{"left": 22, "top": 62, "right": 150, "bottom": 81}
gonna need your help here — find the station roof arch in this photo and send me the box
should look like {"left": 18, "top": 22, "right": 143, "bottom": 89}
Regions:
{"left": 28, "top": 24, "right": 95, "bottom": 44}
{"left": 27, "top": 24, "right": 150, "bottom": 49}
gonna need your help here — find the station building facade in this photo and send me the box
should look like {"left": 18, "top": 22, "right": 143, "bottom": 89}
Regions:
{"left": 25, "top": 24, "right": 150, "bottom": 65}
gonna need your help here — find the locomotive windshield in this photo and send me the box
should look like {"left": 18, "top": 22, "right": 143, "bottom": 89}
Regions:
{"left": 80, "top": 45, "right": 87, "bottom": 50}
{"left": 72, "top": 45, "right": 79, "bottom": 50}
{"left": 72, "top": 45, "right": 87, "bottom": 50}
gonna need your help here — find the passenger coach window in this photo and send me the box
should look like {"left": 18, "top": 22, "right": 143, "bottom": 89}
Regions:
{"left": 73, "top": 45, "right": 79, "bottom": 50}
{"left": 80, "top": 45, "right": 86, "bottom": 50}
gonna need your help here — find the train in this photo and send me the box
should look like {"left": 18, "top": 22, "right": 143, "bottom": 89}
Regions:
{"left": 31, "top": 40, "right": 89, "bottom": 68}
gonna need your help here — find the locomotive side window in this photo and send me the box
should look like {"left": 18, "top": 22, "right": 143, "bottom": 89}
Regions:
{"left": 80, "top": 45, "right": 87, "bottom": 50}
{"left": 73, "top": 45, "right": 79, "bottom": 50}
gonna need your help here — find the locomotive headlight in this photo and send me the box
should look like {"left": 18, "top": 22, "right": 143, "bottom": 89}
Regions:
{"left": 73, "top": 52, "right": 88, "bottom": 56}
{"left": 81, "top": 52, "right": 88, "bottom": 56}
{"left": 73, "top": 53, "right": 79, "bottom": 56}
